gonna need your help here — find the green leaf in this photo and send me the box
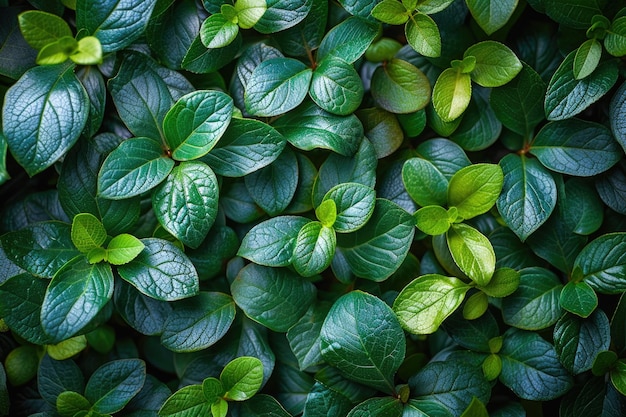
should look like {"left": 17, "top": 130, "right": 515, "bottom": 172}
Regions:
{"left": 442, "top": 309, "right": 500, "bottom": 352}
{"left": 347, "top": 397, "right": 403, "bottom": 417}
{"left": 0, "top": 273, "right": 50, "bottom": 345}
{"left": 448, "top": 163, "right": 503, "bottom": 220}
{"left": 465, "top": 41, "right": 522, "bottom": 87}
{"left": 57, "top": 391, "right": 91, "bottom": 417}
{"left": 292, "top": 221, "right": 336, "bottom": 277}
{"left": 98, "top": 137, "right": 174, "bottom": 199}
{"left": 163, "top": 90, "right": 233, "bottom": 161}
{"left": 2, "top": 63, "right": 88, "bottom": 176}
{"left": 41, "top": 257, "right": 114, "bottom": 342}
{"left": 370, "top": 58, "right": 431, "bottom": 114}
{"left": 316, "top": 199, "right": 337, "bottom": 228}
{"left": 530, "top": 119, "right": 621, "bottom": 177}
{"left": 447, "top": 223, "right": 496, "bottom": 286}
{"left": 490, "top": 63, "right": 546, "bottom": 137}
{"left": 544, "top": 51, "right": 618, "bottom": 121}
{"left": 432, "top": 67, "right": 472, "bottom": 122}
{"left": 544, "top": 0, "right": 605, "bottom": 29}
{"left": 402, "top": 158, "right": 448, "bottom": 207}
{"left": 394, "top": 274, "right": 471, "bottom": 334}
{"left": 371, "top": 0, "right": 409, "bottom": 25}
{"left": 448, "top": 87, "right": 501, "bottom": 152}
{"left": 221, "top": 357, "right": 263, "bottom": 401}
{"left": 477, "top": 268, "right": 520, "bottom": 298}
{"left": 239, "top": 216, "right": 309, "bottom": 267}
{"left": 287, "top": 302, "right": 330, "bottom": 371}
{"left": 231, "top": 394, "right": 292, "bottom": 416}
{"left": 466, "top": 0, "right": 518, "bottom": 35}
{"left": 499, "top": 328, "right": 573, "bottom": 400}
{"left": 317, "top": 16, "right": 379, "bottom": 64}
{"left": 36, "top": 36, "right": 74, "bottom": 65}
{"left": 202, "top": 377, "right": 223, "bottom": 404}
{"left": 273, "top": 101, "right": 364, "bottom": 156}
{"left": 357, "top": 107, "right": 405, "bottom": 158}
{"left": 0, "top": 221, "right": 80, "bottom": 278}
{"left": 85, "top": 359, "right": 146, "bottom": 414}
{"left": 554, "top": 310, "right": 610, "bottom": 375}
{"left": 605, "top": 16, "right": 626, "bottom": 56}
{"left": 161, "top": 291, "right": 236, "bottom": 352}
{"left": 501, "top": 267, "right": 563, "bottom": 330}
{"left": 576, "top": 233, "right": 626, "bottom": 294}
{"left": 336, "top": 199, "right": 415, "bottom": 281}
{"left": 105, "top": 234, "right": 144, "bottom": 265}
{"left": 71, "top": 213, "right": 107, "bottom": 253}
{"left": 0, "top": 8, "right": 38, "bottom": 80}
{"left": 414, "top": 205, "right": 451, "bottom": 236}
{"left": 573, "top": 38, "right": 602, "bottom": 80}
{"left": 113, "top": 280, "right": 172, "bottom": 336}
{"left": 18, "top": 10, "right": 72, "bottom": 50}
{"left": 235, "top": 0, "right": 267, "bottom": 29}
{"left": 320, "top": 291, "right": 405, "bottom": 394}
{"left": 460, "top": 397, "right": 489, "bottom": 417}
{"left": 322, "top": 183, "right": 376, "bottom": 233}
{"left": 559, "top": 281, "right": 598, "bottom": 318}
{"left": 405, "top": 12, "right": 441, "bottom": 57}
{"left": 47, "top": 335, "right": 87, "bottom": 360}
{"left": 38, "top": 353, "right": 85, "bottom": 406}
{"left": 310, "top": 56, "right": 364, "bottom": 116}
{"left": 159, "top": 385, "right": 211, "bottom": 417}
{"left": 76, "top": 0, "right": 157, "bottom": 53}
{"left": 610, "top": 360, "right": 626, "bottom": 396}
{"left": 253, "top": 0, "right": 312, "bottom": 34}
{"left": 231, "top": 264, "right": 316, "bottom": 332}
{"left": 117, "top": 238, "right": 199, "bottom": 301}
{"left": 199, "top": 14, "right": 239, "bottom": 49}
{"left": 152, "top": 161, "right": 218, "bottom": 249}
{"left": 365, "top": 37, "right": 403, "bottom": 62}
{"left": 496, "top": 154, "right": 556, "bottom": 241}
{"left": 244, "top": 57, "right": 313, "bottom": 117}
{"left": 71, "top": 36, "right": 102, "bottom": 65}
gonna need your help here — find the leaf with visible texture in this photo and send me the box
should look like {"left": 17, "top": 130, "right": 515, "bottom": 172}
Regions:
{"left": 71, "top": 213, "right": 107, "bottom": 253}
{"left": 18, "top": 10, "right": 73, "bottom": 50}
{"left": 466, "top": 41, "right": 522, "bottom": 87}
{"left": 370, "top": 59, "right": 431, "bottom": 114}
{"left": 405, "top": 12, "right": 441, "bottom": 58}
{"left": 292, "top": 221, "right": 336, "bottom": 277}
{"left": 559, "top": 281, "right": 597, "bottom": 318}
{"left": 239, "top": 216, "right": 309, "bottom": 267}
{"left": 605, "top": 16, "right": 626, "bottom": 57}
{"left": 321, "top": 291, "right": 405, "bottom": 394}
{"left": 316, "top": 16, "right": 378, "bottom": 64}
{"left": 287, "top": 302, "right": 330, "bottom": 371}
{"left": 37, "top": 354, "right": 84, "bottom": 406}
{"left": 322, "top": 183, "right": 376, "bottom": 233}
{"left": 253, "top": 0, "right": 312, "bottom": 34}
{"left": 576, "top": 233, "right": 626, "bottom": 294}
{"left": 448, "top": 163, "right": 503, "bottom": 220}
{"left": 432, "top": 67, "right": 472, "bottom": 122}
{"left": 447, "top": 223, "right": 496, "bottom": 286}
{"left": 199, "top": 13, "right": 239, "bottom": 49}
{"left": 221, "top": 357, "right": 263, "bottom": 401}
{"left": 466, "top": 0, "right": 518, "bottom": 35}
{"left": 573, "top": 38, "right": 602, "bottom": 80}
{"left": 85, "top": 359, "right": 146, "bottom": 414}
{"left": 106, "top": 234, "right": 144, "bottom": 266}
{"left": 159, "top": 384, "right": 210, "bottom": 417}
{"left": 402, "top": 157, "right": 448, "bottom": 207}
{"left": 0, "top": 273, "right": 50, "bottom": 345}
{"left": 310, "top": 56, "right": 364, "bottom": 116}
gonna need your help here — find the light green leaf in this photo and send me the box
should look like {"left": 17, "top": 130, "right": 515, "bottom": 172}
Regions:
{"left": 159, "top": 385, "right": 210, "bottom": 417}
{"left": 448, "top": 163, "right": 503, "bottom": 220}
{"left": 573, "top": 38, "right": 602, "bottom": 80}
{"left": 18, "top": 10, "right": 73, "bottom": 50}
{"left": 465, "top": 0, "right": 518, "bottom": 35}
{"left": 200, "top": 14, "right": 239, "bottom": 49}
{"left": 221, "top": 357, "right": 264, "bottom": 401}
{"left": 432, "top": 67, "right": 472, "bottom": 122}
{"left": 477, "top": 268, "right": 520, "bottom": 298}
{"left": 394, "top": 274, "right": 471, "bottom": 334}
{"left": 447, "top": 223, "right": 496, "bottom": 286}
{"left": 610, "top": 360, "right": 626, "bottom": 396}
{"left": 41, "top": 257, "right": 114, "bottom": 342}
{"left": 405, "top": 12, "right": 441, "bottom": 57}
{"left": 245, "top": 57, "right": 313, "bottom": 117}
{"left": 370, "top": 58, "right": 431, "bottom": 114}
{"left": 57, "top": 391, "right": 91, "bottom": 417}
{"left": 202, "top": 377, "right": 223, "bottom": 404}
{"left": 465, "top": 40, "right": 522, "bottom": 87}
{"left": 371, "top": 0, "right": 409, "bottom": 25}
{"left": 71, "top": 213, "right": 107, "bottom": 253}
{"left": 163, "top": 90, "right": 233, "bottom": 161}
{"left": 235, "top": 0, "right": 267, "bottom": 29}
{"left": 36, "top": 37, "right": 75, "bottom": 65}
{"left": 310, "top": 56, "right": 364, "bottom": 116}
{"left": 414, "top": 205, "right": 451, "bottom": 236}
{"left": 239, "top": 216, "right": 309, "bottom": 267}
{"left": 117, "top": 238, "right": 199, "bottom": 301}
{"left": 316, "top": 199, "right": 337, "bottom": 228}
{"left": 321, "top": 291, "right": 405, "bottom": 394}
{"left": 85, "top": 359, "right": 146, "bottom": 414}
{"left": 292, "top": 221, "right": 336, "bottom": 277}
{"left": 71, "top": 36, "right": 102, "bottom": 65}
{"left": 98, "top": 137, "right": 174, "bottom": 199}
{"left": 105, "top": 234, "right": 144, "bottom": 265}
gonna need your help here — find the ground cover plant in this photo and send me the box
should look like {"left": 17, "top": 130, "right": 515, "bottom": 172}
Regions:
{"left": 1, "top": 0, "right": 626, "bottom": 415}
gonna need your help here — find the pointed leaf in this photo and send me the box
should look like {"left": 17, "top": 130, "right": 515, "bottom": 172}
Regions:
{"left": 221, "top": 357, "right": 264, "bottom": 401}
{"left": 253, "top": 0, "right": 312, "bottom": 33}
{"left": 605, "top": 16, "right": 626, "bottom": 56}
{"left": 573, "top": 38, "right": 602, "bottom": 80}
{"left": 576, "top": 233, "right": 626, "bottom": 294}
{"left": 292, "top": 221, "right": 336, "bottom": 277}
{"left": 371, "top": 0, "right": 410, "bottom": 25}
{"left": 466, "top": 0, "right": 518, "bottom": 35}
{"left": 200, "top": 13, "right": 239, "bottom": 49}
{"left": 71, "top": 213, "right": 107, "bottom": 253}
{"left": 106, "top": 234, "right": 144, "bottom": 266}
{"left": 405, "top": 12, "right": 441, "bottom": 57}
{"left": 0, "top": 273, "right": 50, "bottom": 345}
{"left": 85, "top": 359, "right": 146, "bottom": 414}
{"left": 432, "top": 68, "right": 472, "bottom": 122}
{"left": 370, "top": 58, "right": 431, "bottom": 114}
{"left": 447, "top": 223, "right": 496, "bottom": 286}
{"left": 239, "top": 216, "right": 309, "bottom": 267}
{"left": 316, "top": 16, "right": 378, "bottom": 64}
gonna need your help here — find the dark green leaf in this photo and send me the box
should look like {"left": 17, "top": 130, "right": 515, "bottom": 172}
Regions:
{"left": 2, "top": 63, "right": 88, "bottom": 176}
{"left": 496, "top": 154, "right": 556, "bottom": 241}
{"left": 501, "top": 267, "right": 563, "bottom": 330}
{"left": 302, "top": 382, "right": 353, "bottom": 417}
{"left": 402, "top": 158, "right": 448, "bottom": 207}
{"left": 76, "top": 0, "right": 157, "bottom": 53}
{"left": 287, "top": 302, "right": 330, "bottom": 371}
{"left": 322, "top": 183, "right": 376, "bottom": 233}
{"left": 182, "top": 32, "right": 242, "bottom": 74}
{"left": 370, "top": 58, "right": 431, "bottom": 114}
{"left": 117, "top": 238, "right": 199, "bottom": 301}
{"left": 559, "top": 281, "right": 597, "bottom": 318}
{"left": 231, "top": 394, "right": 292, "bottom": 416}
{"left": 347, "top": 397, "right": 403, "bottom": 417}
{"left": 544, "top": 51, "right": 618, "bottom": 121}
{"left": 357, "top": 108, "right": 404, "bottom": 158}
{"left": 220, "top": 179, "right": 264, "bottom": 224}
{"left": 254, "top": 0, "right": 312, "bottom": 33}
{"left": 526, "top": 216, "right": 587, "bottom": 274}
{"left": 161, "top": 292, "right": 236, "bottom": 352}
{"left": 41, "top": 257, "right": 114, "bottom": 342}
{"left": 321, "top": 291, "right": 405, "bottom": 394}
{"left": 499, "top": 328, "right": 573, "bottom": 400}
{"left": 37, "top": 354, "right": 84, "bottom": 407}
{"left": 442, "top": 308, "right": 500, "bottom": 352}
{"left": 310, "top": 56, "right": 364, "bottom": 115}
{"left": 0, "top": 273, "right": 50, "bottom": 345}
{"left": 231, "top": 264, "right": 316, "bottom": 332}
{"left": 544, "top": 0, "right": 606, "bottom": 29}
{"left": 558, "top": 177, "right": 604, "bottom": 235}
{"left": 114, "top": 280, "right": 172, "bottom": 336}
{"left": 611, "top": 80, "right": 626, "bottom": 153}
{"left": 466, "top": 0, "right": 518, "bottom": 35}
{"left": 98, "top": 137, "right": 174, "bottom": 199}
{"left": 554, "top": 310, "right": 610, "bottom": 375}
{"left": 85, "top": 359, "right": 146, "bottom": 414}
{"left": 449, "top": 87, "right": 502, "bottom": 151}
{"left": 317, "top": 16, "right": 379, "bottom": 64}
{"left": 0, "top": 7, "right": 37, "bottom": 80}
{"left": 292, "top": 221, "right": 336, "bottom": 277}
{"left": 239, "top": 216, "right": 309, "bottom": 267}
{"left": 576, "top": 233, "right": 626, "bottom": 294}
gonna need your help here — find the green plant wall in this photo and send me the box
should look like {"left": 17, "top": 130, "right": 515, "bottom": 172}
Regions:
{"left": 1, "top": 0, "right": 626, "bottom": 415}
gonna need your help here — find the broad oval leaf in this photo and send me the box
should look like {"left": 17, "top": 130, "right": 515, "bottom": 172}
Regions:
{"left": 253, "top": 0, "right": 312, "bottom": 34}
{"left": 85, "top": 359, "right": 146, "bottom": 414}
{"left": 71, "top": 213, "right": 107, "bottom": 253}
{"left": 18, "top": 10, "right": 73, "bottom": 50}
{"left": 322, "top": 183, "right": 376, "bottom": 233}
{"left": 106, "top": 234, "right": 144, "bottom": 266}
{"left": 446, "top": 223, "right": 496, "bottom": 286}
{"left": 310, "top": 56, "right": 364, "bottom": 116}
{"left": 402, "top": 158, "right": 448, "bottom": 207}
{"left": 163, "top": 90, "right": 233, "bottom": 161}
{"left": 152, "top": 161, "right": 219, "bottom": 249}
{"left": 466, "top": 0, "right": 518, "bottom": 35}
{"left": 347, "top": 397, "right": 403, "bottom": 417}
{"left": 544, "top": 51, "right": 619, "bottom": 121}
{"left": 448, "top": 163, "right": 503, "bottom": 220}
{"left": 394, "top": 274, "right": 471, "bottom": 335}
{"left": 501, "top": 267, "right": 563, "bottom": 330}
{"left": 605, "top": 16, "right": 626, "bottom": 57}
{"left": 370, "top": 58, "right": 431, "bottom": 114}
{"left": 405, "top": 12, "right": 441, "bottom": 58}
{"left": 530, "top": 119, "right": 621, "bottom": 177}
{"left": 98, "top": 137, "right": 174, "bottom": 199}
{"left": 336, "top": 199, "right": 415, "bottom": 281}
{"left": 221, "top": 356, "right": 264, "bottom": 401}
{"left": 0, "top": 273, "right": 50, "bottom": 345}
{"left": 231, "top": 264, "right": 316, "bottom": 332}
{"left": 244, "top": 57, "right": 313, "bottom": 117}
{"left": 199, "top": 13, "right": 239, "bottom": 49}
{"left": 558, "top": 177, "right": 604, "bottom": 236}
{"left": 287, "top": 302, "right": 331, "bottom": 371}
{"left": 559, "top": 281, "right": 597, "bottom": 318}
{"left": 37, "top": 353, "right": 85, "bottom": 405}
{"left": 576, "top": 233, "right": 626, "bottom": 294}
{"left": 117, "top": 238, "right": 199, "bottom": 301}
{"left": 161, "top": 291, "right": 236, "bottom": 352}
{"left": 317, "top": 16, "right": 379, "bottom": 64}
{"left": 526, "top": 216, "right": 588, "bottom": 274}
{"left": 499, "top": 328, "right": 573, "bottom": 401}
{"left": 201, "top": 117, "right": 286, "bottom": 177}
{"left": 159, "top": 384, "right": 210, "bottom": 417}
{"left": 465, "top": 41, "right": 522, "bottom": 87}
{"left": 238, "top": 216, "right": 310, "bottom": 267}
{"left": 292, "top": 222, "right": 336, "bottom": 277}
{"left": 432, "top": 67, "right": 472, "bottom": 122}
{"left": 113, "top": 280, "right": 172, "bottom": 336}
{"left": 2, "top": 63, "right": 88, "bottom": 176}
{"left": 496, "top": 154, "right": 556, "bottom": 241}
{"left": 320, "top": 291, "right": 405, "bottom": 394}
{"left": 41, "top": 257, "right": 114, "bottom": 342}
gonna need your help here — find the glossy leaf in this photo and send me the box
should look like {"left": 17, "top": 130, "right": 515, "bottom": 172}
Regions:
{"left": 576, "top": 233, "right": 626, "bottom": 294}
{"left": 199, "top": 13, "right": 239, "bottom": 49}
{"left": 316, "top": 16, "right": 379, "bottom": 64}
{"left": 573, "top": 39, "right": 602, "bottom": 80}
{"left": 18, "top": 10, "right": 72, "bottom": 50}
{"left": 71, "top": 213, "right": 107, "bottom": 253}
{"left": 2, "top": 63, "right": 88, "bottom": 176}
{"left": 610, "top": 80, "right": 626, "bottom": 153}
{"left": 221, "top": 356, "right": 263, "bottom": 401}
{"left": 432, "top": 67, "right": 472, "bottom": 122}
{"left": 37, "top": 354, "right": 84, "bottom": 406}
{"left": 405, "top": 12, "right": 441, "bottom": 57}
{"left": 0, "top": 273, "right": 50, "bottom": 345}
{"left": 322, "top": 183, "right": 376, "bottom": 233}
{"left": 465, "top": 41, "right": 522, "bottom": 87}
{"left": 414, "top": 205, "right": 451, "bottom": 236}
{"left": 370, "top": 58, "right": 431, "bottom": 114}
{"left": 239, "top": 216, "right": 309, "bottom": 267}
{"left": 448, "top": 163, "right": 503, "bottom": 220}
{"left": 105, "top": 234, "right": 144, "bottom": 266}
{"left": 117, "top": 238, "right": 199, "bottom": 301}
{"left": 292, "top": 221, "right": 336, "bottom": 277}
{"left": 447, "top": 223, "right": 496, "bottom": 286}
{"left": 287, "top": 302, "right": 330, "bottom": 371}
{"left": 320, "top": 291, "right": 405, "bottom": 394}
{"left": 466, "top": 0, "right": 518, "bottom": 35}
{"left": 605, "top": 16, "right": 626, "bottom": 56}
{"left": 402, "top": 157, "right": 448, "bottom": 207}
{"left": 85, "top": 359, "right": 146, "bottom": 414}
{"left": 559, "top": 281, "right": 597, "bottom": 318}
{"left": 310, "top": 56, "right": 364, "bottom": 115}
{"left": 347, "top": 397, "right": 402, "bottom": 416}
{"left": 253, "top": 0, "right": 312, "bottom": 33}
{"left": 159, "top": 384, "right": 210, "bottom": 416}
{"left": 371, "top": 0, "right": 409, "bottom": 25}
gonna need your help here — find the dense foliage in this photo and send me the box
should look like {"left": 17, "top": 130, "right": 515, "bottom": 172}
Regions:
{"left": 1, "top": 0, "right": 626, "bottom": 415}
